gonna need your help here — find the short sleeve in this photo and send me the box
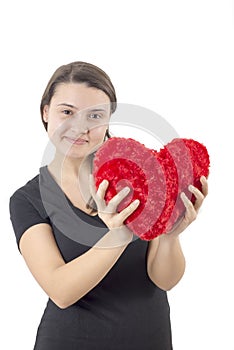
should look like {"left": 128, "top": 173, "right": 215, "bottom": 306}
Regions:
{"left": 9, "top": 190, "right": 50, "bottom": 251}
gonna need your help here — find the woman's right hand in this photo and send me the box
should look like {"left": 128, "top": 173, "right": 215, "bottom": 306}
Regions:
{"left": 89, "top": 175, "right": 140, "bottom": 231}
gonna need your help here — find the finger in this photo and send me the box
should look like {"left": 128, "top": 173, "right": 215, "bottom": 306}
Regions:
{"left": 200, "top": 176, "right": 208, "bottom": 197}
{"left": 188, "top": 184, "right": 204, "bottom": 211}
{"left": 96, "top": 179, "right": 109, "bottom": 199}
{"left": 180, "top": 192, "right": 197, "bottom": 224}
{"left": 107, "top": 187, "right": 131, "bottom": 212}
{"left": 117, "top": 199, "right": 140, "bottom": 222}
{"left": 89, "top": 175, "right": 106, "bottom": 211}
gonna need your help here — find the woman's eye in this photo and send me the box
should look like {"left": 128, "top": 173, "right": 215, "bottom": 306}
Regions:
{"left": 89, "top": 113, "right": 101, "bottom": 119}
{"left": 62, "top": 109, "right": 73, "bottom": 116}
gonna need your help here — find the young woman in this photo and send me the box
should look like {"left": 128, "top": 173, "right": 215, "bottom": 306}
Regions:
{"left": 10, "top": 61, "right": 208, "bottom": 350}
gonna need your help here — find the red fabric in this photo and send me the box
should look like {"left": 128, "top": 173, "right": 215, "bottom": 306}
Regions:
{"left": 93, "top": 137, "right": 210, "bottom": 240}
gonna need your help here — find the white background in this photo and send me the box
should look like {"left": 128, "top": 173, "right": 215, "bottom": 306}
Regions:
{"left": 1, "top": 0, "right": 233, "bottom": 349}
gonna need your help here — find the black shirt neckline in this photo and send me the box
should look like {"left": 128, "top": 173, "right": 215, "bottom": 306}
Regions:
{"left": 42, "top": 165, "right": 98, "bottom": 219}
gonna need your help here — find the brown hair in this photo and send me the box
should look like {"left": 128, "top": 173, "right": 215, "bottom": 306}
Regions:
{"left": 40, "top": 61, "right": 117, "bottom": 130}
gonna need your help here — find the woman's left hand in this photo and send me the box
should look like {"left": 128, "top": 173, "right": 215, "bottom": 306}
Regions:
{"left": 167, "top": 176, "right": 208, "bottom": 237}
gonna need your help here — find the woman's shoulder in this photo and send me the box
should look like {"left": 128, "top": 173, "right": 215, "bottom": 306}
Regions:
{"left": 10, "top": 166, "right": 51, "bottom": 210}
{"left": 9, "top": 166, "right": 50, "bottom": 222}
{"left": 10, "top": 171, "right": 41, "bottom": 202}
{"left": 9, "top": 168, "right": 51, "bottom": 249}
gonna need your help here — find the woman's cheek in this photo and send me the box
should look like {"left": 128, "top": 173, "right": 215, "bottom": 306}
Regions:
{"left": 47, "top": 119, "right": 67, "bottom": 140}
{"left": 91, "top": 125, "right": 108, "bottom": 141}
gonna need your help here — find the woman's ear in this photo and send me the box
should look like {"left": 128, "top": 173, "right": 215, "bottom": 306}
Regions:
{"left": 42, "top": 105, "right": 49, "bottom": 123}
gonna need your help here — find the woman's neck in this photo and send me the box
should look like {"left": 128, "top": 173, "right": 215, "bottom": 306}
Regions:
{"left": 47, "top": 153, "right": 96, "bottom": 215}
{"left": 48, "top": 152, "right": 91, "bottom": 187}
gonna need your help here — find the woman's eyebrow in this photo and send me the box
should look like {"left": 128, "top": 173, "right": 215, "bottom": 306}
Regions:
{"left": 57, "top": 104, "right": 107, "bottom": 113}
{"left": 57, "top": 103, "right": 78, "bottom": 109}
{"left": 87, "top": 108, "right": 108, "bottom": 112}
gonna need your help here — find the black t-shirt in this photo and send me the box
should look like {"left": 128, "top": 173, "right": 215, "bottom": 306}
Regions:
{"left": 9, "top": 166, "right": 173, "bottom": 350}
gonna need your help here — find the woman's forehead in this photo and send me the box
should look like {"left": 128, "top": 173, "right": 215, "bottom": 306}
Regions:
{"left": 51, "top": 83, "right": 111, "bottom": 112}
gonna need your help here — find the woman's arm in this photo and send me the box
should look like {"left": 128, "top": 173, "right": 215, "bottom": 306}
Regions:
{"left": 147, "top": 235, "right": 185, "bottom": 291}
{"left": 147, "top": 176, "right": 208, "bottom": 291}
{"left": 20, "top": 178, "right": 139, "bottom": 309}
{"left": 20, "top": 223, "right": 132, "bottom": 309}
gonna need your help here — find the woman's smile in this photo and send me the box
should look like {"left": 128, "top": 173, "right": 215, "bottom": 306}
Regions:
{"left": 63, "top": 136, "right": 89, "bottom": 145}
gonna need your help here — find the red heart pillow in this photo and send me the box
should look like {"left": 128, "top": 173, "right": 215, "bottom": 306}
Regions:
{"left": 93, "top": 137, "right": 210, "bottom": 240}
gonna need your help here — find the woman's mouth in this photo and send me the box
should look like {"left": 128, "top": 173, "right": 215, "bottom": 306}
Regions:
{"left": 64, "top": 136, "right": 88, "bottom": 145}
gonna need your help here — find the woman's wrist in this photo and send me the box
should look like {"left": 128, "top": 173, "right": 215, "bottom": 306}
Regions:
{"left": 94, "top": 225, "right": 133, "bottom": 249}
{"left": 159, "top": 232, "right": 180, "bottom": 246}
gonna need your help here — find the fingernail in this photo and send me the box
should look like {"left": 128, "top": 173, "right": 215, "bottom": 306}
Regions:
{"left": 188, "top": 184, "right": 195, "bottom": 192}
{"left": 200, "top": 175, "right": 206, "bottom": 183}
{"left": 134, "top": 199, "right": 140, "bottom": 205}
{"left": 123, "top": 187, "right": 130, "bottom": 193}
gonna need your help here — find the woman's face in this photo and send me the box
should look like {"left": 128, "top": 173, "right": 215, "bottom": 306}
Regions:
{"left": 43, "top": 83, "right": 111, "bottom": 159}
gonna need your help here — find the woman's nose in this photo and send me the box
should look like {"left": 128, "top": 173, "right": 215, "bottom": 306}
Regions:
{"left": 69, "top": 114, "right": 89, "bottom": 135}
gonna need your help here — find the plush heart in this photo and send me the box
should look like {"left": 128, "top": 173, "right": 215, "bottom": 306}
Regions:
{"left": 93, "top": 137, "right": 210, "bottom": 240}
